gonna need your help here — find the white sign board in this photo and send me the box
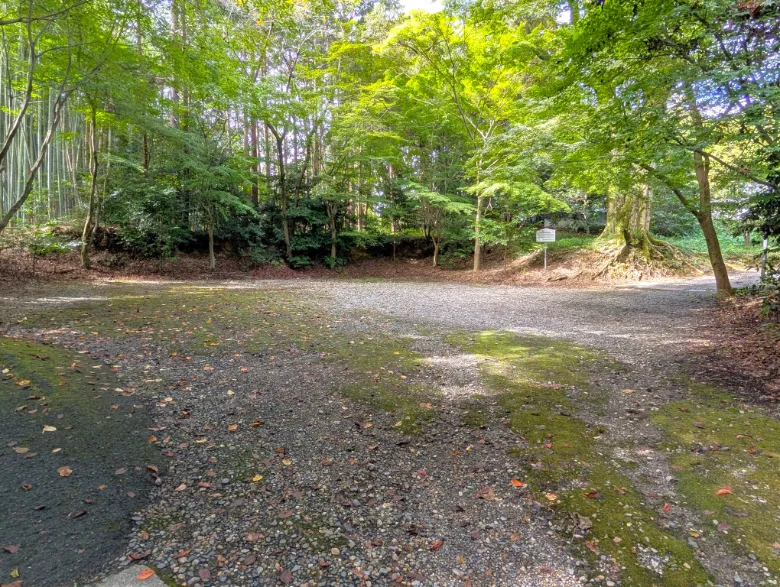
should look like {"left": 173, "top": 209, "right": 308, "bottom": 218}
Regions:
{"left": 536, "top": 228, "right": 556, "bottom": 243}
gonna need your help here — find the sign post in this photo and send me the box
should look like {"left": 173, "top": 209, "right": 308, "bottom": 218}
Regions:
{"left": 535, "top": 228, "right": 556, "bottom": 270}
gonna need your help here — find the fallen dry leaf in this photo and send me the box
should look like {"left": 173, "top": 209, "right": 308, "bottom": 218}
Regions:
{"left": 475, "top": 486, "right": 497, "bottom": 501}
{"left": 716, "top": 487, "right": 733, "bottom": 496}
{"left": 58, "top": 466, "right": 73, "bottom": 477}
{"left": 12, "top": 447, "right": 29, "bottom": 454}
{"left": 137, "top": 568, "right": 156, "bottom": 580}
{"left": 510, "top": 479, "right": 526, "bottom": 488}
{"left": 228, "top": 424, "right": 238, "bottom": 432}
{"left": 429, "top": 539, "right": 443, "bottom": 551}
{"left": 3, "top": 544, "right": 20, "bottom": 553}
{"left": 42, "top": 425, "right": 57, "bottom": 433}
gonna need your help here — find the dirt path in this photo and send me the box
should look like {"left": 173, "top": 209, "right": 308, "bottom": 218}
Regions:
{"left": 1, "top": 273, "right": 777, "bottom": 587}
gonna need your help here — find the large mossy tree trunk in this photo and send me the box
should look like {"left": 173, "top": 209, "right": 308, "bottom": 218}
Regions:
{"left": 601, "top": 185, "right": 654, "bottom": 261}
{"left": 597, "top": 185, "right": 698, "bottom": 279}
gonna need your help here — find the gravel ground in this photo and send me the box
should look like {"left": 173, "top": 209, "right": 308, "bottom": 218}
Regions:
{"left": 0, "top": 271, "right": 774, "bottom": 587}
{"left": 309, "top": 271, "right": 760, "bottom": 366}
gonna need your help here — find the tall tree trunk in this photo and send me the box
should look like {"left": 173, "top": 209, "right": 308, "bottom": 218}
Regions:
{"left": 473, "top": 195, "right": 482, "bottom": 271}
{"left": 693, "top": 150, "right": 731, "bottom": 293}
{"left": 329, "top": 208, "right": 337, "bottom": 261}
{"left": 93, "top": 127, "right": 111, "bottom": 241}
{"left": 325, "top": 201, "right": 337, "bottom": 263}
{"left": 687, "top": 88, "right": 731, "bottom": 294}
{"left": 80, "top": 105, "right": 99, "bottom": 269}
{"left": 269, "top": 124, "right": 291, "bottom": 259}
{"left": 567, "top": 0, "right": 579, "bottom": 24}
{"left": 432, "top": 237, "right": 439, "bottom": 267}
{"left": 137, "top": 17, "right": 149, "bottom": 169}
{"left": 250, "top": 118, "right": 259, "bottom": 211}
{"left": 170, "top": 0, "right": 180, "bottom": 127}
{"left": 208, "top": 221, "right": 216, "bottom": 270}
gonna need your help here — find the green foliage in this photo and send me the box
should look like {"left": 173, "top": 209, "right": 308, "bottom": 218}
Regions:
{"left": 2, "top": 0, "right": 775, "bottom": 277}
{"left": 288, "top": 255, "right": 313, "bottom": 269}
{"left": 665, "top": 228, "right": 760, "bottom": 261}
{"left": 6, "top": 224, "right": 76, "bottom": 256}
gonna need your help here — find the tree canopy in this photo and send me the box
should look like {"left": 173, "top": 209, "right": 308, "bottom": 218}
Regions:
{"left": 0, "top": 0, "right": 777, "bottom": 289}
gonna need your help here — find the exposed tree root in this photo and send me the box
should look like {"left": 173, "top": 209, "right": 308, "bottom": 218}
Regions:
{"left": 592, "top": 236, "right": 703, "bottom": 281}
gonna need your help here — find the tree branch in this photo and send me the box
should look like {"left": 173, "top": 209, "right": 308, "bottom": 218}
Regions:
{"left": 637, "top": 163, "right": 701, "bottom": 219}
{"left": 695, "top": 149, "right": 778, "bottom": 193}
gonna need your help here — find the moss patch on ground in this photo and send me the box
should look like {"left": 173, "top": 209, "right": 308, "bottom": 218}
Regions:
{"left": 15, "top": 285, "right": 324, "bottom": 355}
{"left": 449, "top": 331, "right": 710, "bottom": 586}
{"left": 323, "top": 333, "right": 439, "bottom": 434}
{"left": 15, "top": 283, "right": 442, "bottom": 434}
{"left": 653, "top": 383, "right": 780, "bottom": 575}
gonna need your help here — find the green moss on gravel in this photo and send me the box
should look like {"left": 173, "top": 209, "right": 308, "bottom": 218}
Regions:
{"left": 139, "top": 511, "right": 186, "bottom": 533}
{"left": 322, "top": 331, "right": 439, "bottom": 434}
{"left": 284, "top": 515, "right": 348, "bottom": 552}
{"left": 15, "top": 283, "right": 442, "bottom": 434}
{"left": 460, "top": 401, "right": 488, "bottom": 428}
{"left": 653, "top": 383, "right": 780, "bottom": 575}
{"left": 449, "top": 331, "right": 711, "bottom": 586}
{"left": 16, "top": 285, "right": 325, "bottom": 355}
